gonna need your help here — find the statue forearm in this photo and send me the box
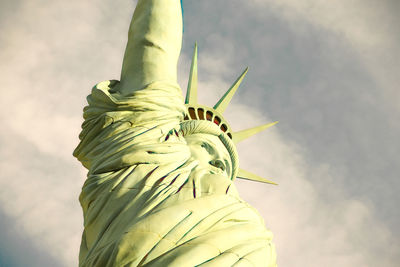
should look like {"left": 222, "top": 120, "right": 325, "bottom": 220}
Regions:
{"left": 118, "top": 0, "right": 183, "bottom": 95}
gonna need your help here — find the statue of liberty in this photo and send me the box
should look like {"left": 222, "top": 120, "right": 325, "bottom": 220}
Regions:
{"left": 74, "top": 0, "right": 278, "bottom": 266}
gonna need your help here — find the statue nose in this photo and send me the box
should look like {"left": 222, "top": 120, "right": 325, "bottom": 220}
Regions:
{"left": 209, "top": 159, "right": 225, "bottom": 171}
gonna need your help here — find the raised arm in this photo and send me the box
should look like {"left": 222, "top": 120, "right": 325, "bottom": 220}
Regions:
{"left": 118, "top": 0, "right": 183, "bottom": 95}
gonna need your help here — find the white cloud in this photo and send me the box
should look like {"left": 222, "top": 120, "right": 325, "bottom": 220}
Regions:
{"left": 249, "top": 0, "right": 400, "bottom": 112}
{"left": 0, "top": 128, "right": 84, "bottom": 266}
{"left": 250, "top": 0, "right": 393, "bottom": 48}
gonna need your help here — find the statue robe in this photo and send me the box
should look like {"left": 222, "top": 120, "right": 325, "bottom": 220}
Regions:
{"left": 74, "top": 80, "right": 277, "bottom": 267}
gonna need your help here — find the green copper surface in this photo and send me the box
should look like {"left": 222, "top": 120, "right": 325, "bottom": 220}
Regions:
{"left": 213, "top": 67, "right": 248, "bottom": 114}
{"left": 185, "top": 43, "right": 198, "bottom": 105}
{"left": 233, "top": 121, "right": 279, "bottom": 144}
{"left": 74, "top": 0, "right": 277, "bottom": 266}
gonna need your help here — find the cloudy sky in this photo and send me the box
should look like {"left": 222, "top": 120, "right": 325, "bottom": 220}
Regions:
{"left": 1, "top": 0, "right": 399, "bottom": 266}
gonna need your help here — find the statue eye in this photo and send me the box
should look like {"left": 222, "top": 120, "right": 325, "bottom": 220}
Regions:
{"left": 200, "top": 142, "right": 213, "bottom": 154}
{"left": 209, "top": 159, "right": 226, "bottom": 172}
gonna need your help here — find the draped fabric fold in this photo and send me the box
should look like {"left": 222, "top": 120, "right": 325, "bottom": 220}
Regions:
{"left": 74, "top": 81, "right": 277, "bottom": 266}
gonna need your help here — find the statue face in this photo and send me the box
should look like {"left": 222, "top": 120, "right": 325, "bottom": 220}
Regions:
{"left": 185, "top": 133, "right": 232, "bottom": 178}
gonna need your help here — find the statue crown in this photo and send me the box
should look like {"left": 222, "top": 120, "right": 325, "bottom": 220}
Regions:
{"left": 184, "top": 43, "right": 278, "bottom": 185}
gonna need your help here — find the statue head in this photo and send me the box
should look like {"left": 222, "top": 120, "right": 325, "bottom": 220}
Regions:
{"left": 185, "top": 133, "right": 232, "bottom": 178}
{"left": 182, "top": 43, "right": 278, "bottom": 185}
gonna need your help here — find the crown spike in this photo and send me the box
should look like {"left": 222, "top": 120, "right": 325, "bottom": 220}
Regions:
{"left": 185, "top": 43, "right": 198, "bottom": 104}
{"left": 233, "top": 121, "right": 278, "bottom": 144}
{"left": 213, "top": 67, "right": 248, "bottom": 113}
{"left": 237, "top": 168, "right": 278, "bottom": 185}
